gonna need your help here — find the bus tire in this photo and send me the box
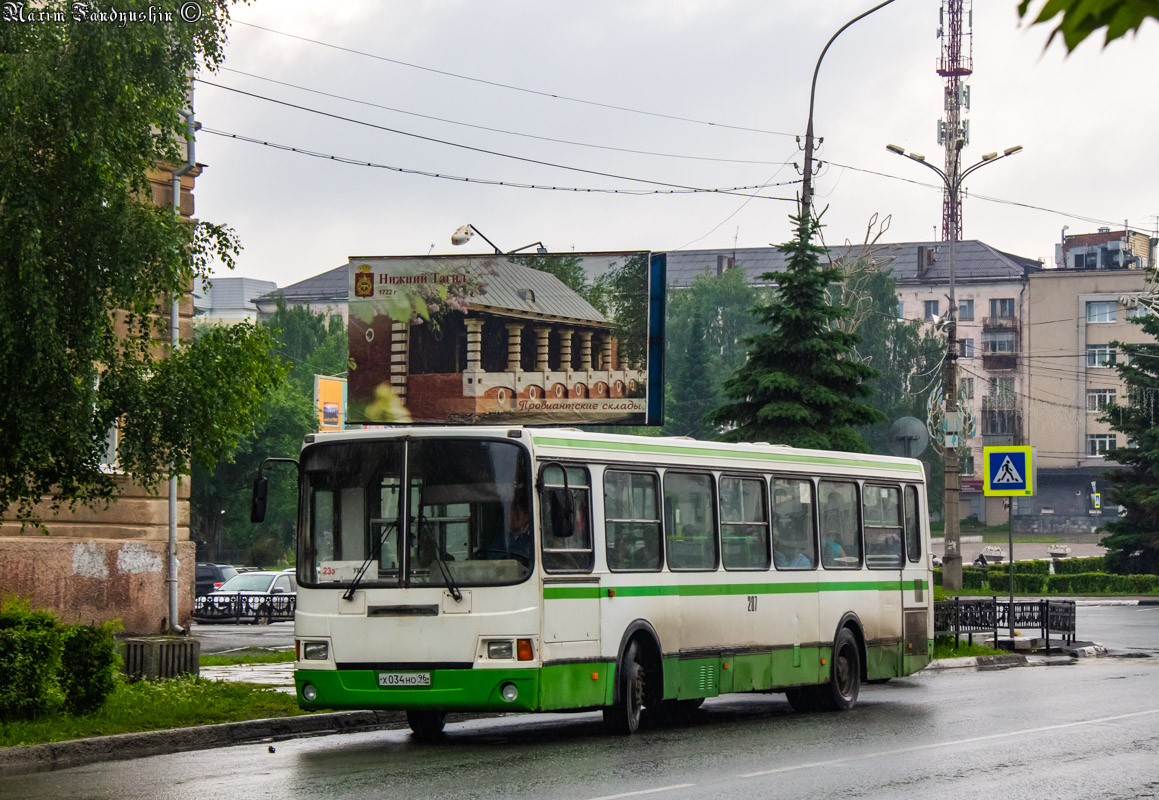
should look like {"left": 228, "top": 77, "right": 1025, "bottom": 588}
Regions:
{"left": 406, "top": 710, "right": 446, "bottom": 742}
{"left": 826, "top": 627, "right": 861, "bottom": 711}
{"left": 603, "top": 640, "right": 647, "bottom": 735}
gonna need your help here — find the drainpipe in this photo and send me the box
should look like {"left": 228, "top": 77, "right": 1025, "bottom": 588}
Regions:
{"left": 168, "top": 108, "right": 196, "bottom": 634}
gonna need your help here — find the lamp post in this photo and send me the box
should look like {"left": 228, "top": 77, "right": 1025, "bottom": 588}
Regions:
{"left": 885, "top": 141, "right": 1023, "bottom": 590}
{"left": 451, "top": 224, "right": 548, "bottom": 255}
{"left": 799, "top": 0, "right": 898, "bottom": 218}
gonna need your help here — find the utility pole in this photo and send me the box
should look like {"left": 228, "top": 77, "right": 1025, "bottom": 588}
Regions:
{"left": 799, "top": 0, "right": 897, "bottom": 219}
{"left": 886, "top": 141, "right": 1023, "bottom": 590}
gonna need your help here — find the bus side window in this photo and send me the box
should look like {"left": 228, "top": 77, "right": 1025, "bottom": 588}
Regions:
{"left": 864, "top": 485, "right": 903, "bottom": 569}
{"left": 772, "top": 478, "right": 816, "bottom": 570}
{"left": 663, "top": 472, "right": 717, "bottom": 571}
{"left": 721, "top": 476, "right": 770, "bottom": 570}
{"left": 904, "top": 485, "right": 921, "bottom": 562}
{"left": 605, "top": 471, "right": 662, "bottom": 572}
{"left": 820, "top": 480, "right": 861, "bottom": 568}
{"left": 540, "top": 465, "right": 594, "bottom": 573}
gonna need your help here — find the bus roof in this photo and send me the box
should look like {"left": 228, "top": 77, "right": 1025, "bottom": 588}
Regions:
{"left": 303, "top": 427, "right": 924, "bottom": 479}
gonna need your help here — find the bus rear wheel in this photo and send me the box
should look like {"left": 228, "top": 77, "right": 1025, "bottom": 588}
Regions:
{"left": 603, "top": 641, "right": 647, "bottom": 735}
{"left": 406, "top": 710, "right": 446, "bottom": 742}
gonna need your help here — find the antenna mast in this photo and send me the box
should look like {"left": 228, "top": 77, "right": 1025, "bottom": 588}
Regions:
{"left": 936, "top": 0, "right": 972, "bottom": 243}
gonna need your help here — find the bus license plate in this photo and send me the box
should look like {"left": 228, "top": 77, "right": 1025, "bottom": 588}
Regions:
{"left": 378, "top": 672, "right": 431, "bottom": 688}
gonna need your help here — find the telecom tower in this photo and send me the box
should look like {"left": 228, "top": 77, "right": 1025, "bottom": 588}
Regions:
{"left": 936, "top": 0, "right": 972, "bottom": 242}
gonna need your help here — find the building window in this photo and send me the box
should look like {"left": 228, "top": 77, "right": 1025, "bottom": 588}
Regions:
{"left": 983, "top": 331, "right": 1015, "bottom": 353}
{"left": 1087, "top": 434, "right": 1116, "bottom": 456}
{"left": 1087, "top": 345, "right": 1117, "bottom": 368}
{"left": 1128, "top": 304, "right": 1150, "bottom": 319}
{"left": 994, "top": 377, "right": 1015, "bottom": 398}
{"left": 1086, "top": 301, "right": 1117, "bottom": 323}
{"left": 1087, "top": 389, "right": 1115, "bottom": 412}
{"left": 961, "top": 377, "right": 974, "bottom": 399}
{"left": 959, "top": 299, "right": 974, "bottom": 320}
{"left": 961, "top": 453, "right": 975, "bottom": 476}
{"left": 1074, "top": 251, "right": 1098, "bottom": 269}
{"left": 924, "top": 300, "right": 939, "bottom": 320}
{"left": 989, "top": 298, "right": 1015, "bottom": 318}
{"left": 958, "top": 338, "right": 975, "bottom": 358}
{"left": 896, "top": 299, "right": 905, "bottom": 320}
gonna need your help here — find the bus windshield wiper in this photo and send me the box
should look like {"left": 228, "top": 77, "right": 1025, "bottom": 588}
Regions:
{"left": 343, "top": 520, "right": 398, "bottom": 601}
{"left": 415, "top": 494, "right": 462, "bottom": 602}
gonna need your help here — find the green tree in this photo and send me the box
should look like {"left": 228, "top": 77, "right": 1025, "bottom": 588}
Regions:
{"left": 663, "top": 267, "right": 761, "bottom": 438}
{"left": 1097, "top": 304, "right": 1159, "bottom": 573}
{"left": 1019, "top": 0, "right": 1159, "bottom": 51}
{"left": 191, "top": 304, "right": 348, "bottom": 564}
{"left": 0, "top": 1, "right": 278, "bottom": 520}
{"left": 596, "top": 253, "right": 650, "bottom": 367}
{"left": 710, "top": 214, "right": 884, "bottom": 451}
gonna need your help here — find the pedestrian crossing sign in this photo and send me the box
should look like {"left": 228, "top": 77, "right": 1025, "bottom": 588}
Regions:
{"left": 983, "top": 446, "right": 1033, "bottom": 496}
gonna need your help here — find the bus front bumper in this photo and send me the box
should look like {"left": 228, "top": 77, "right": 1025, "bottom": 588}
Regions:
{"left": 295, "top": 667, "right": 540, "bottom": 713}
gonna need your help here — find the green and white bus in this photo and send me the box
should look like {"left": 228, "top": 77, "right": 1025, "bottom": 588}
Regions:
{"left": 274, "top": 426, "right": 932, "bottom": 738}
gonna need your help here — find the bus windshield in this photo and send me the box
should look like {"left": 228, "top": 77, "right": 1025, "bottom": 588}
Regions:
{"left": 301, "top": 438, "right": 533, "bottom": 588}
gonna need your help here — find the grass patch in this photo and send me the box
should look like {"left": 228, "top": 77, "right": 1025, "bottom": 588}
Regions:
{"left": 0, "top": 675, "right": 304, "bottom": 748}
{"left": 933, "top": 636, "right": 1005, "bottom": 659}
{"left": 200, "top": 648, "right": 296, "bottom": 667}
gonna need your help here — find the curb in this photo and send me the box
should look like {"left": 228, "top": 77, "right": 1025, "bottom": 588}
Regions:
{"left": 924, "top": 653, "right": 1027, "bottom": 670}
{"left": 0, "top": 710, "right": 409, "bottom": 778}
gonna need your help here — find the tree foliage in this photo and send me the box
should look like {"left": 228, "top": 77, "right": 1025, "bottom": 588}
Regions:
{"left": 191, "top": 303, "right": 347, "bottom": 564}
{"left": 1018, "top": 0, "right": 1159, "bottom": 52}
{"left": 0, "top": 0, "right": 279, "bottom": 519}
{"left": 1098, "top": 303, "right": 1159, "bottom": 573}
{"left": 662, "top": 267, "right": 761, "bottom": 438}
{"left": 710, "top": 214, "right": 884, "bottom": 451}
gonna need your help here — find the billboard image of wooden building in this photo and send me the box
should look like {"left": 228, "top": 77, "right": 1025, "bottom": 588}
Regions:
{"left": 347, "top": 254, "right": 650, "bottom": 425}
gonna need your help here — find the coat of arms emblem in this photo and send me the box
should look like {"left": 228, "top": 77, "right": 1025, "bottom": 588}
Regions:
{"left": 353, "top": 264, "right": 374, "bottom": 298}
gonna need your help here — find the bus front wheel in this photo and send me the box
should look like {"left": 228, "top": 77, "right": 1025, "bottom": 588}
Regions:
{"left": 603, "top": 641, "right": 647, "bottom": 735}
{"left": 786, "top": 628, "right": 861, "bottom": 712}
{"left": 406, "top": 710, "right": 446, "bottom": 742}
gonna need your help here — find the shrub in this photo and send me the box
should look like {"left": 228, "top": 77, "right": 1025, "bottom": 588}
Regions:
{"left": 0, "top": 601, "right": 63, "bottom": 722}
{"left": 962, "top": 568, "right": 987, "bottom": 590}
{"left": 0, "top": 599, "right": 121, "bottom": 721}
{"left": 987, "top": 572, "right": 1045, "bottom": 594}
{"left": 1053, "top": 556, "right": 1106, "bottom": 575}
{"left": 59, "top": 621, "right": 121, "bottom": 715}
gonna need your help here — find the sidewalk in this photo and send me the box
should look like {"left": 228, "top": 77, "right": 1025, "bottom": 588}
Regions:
{"left": 199, "top": 662, "right": 295, "bottom": 692}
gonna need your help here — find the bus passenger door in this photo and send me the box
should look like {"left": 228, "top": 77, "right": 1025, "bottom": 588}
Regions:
{"left": 538, "top": 465, "right": 603, "bottom": 709}
{"left": 899, "top": 485, "right": 930, "bottom": 672}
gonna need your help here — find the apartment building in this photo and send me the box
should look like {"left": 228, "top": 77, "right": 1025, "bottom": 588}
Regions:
{"left": 1020, "top": 262, "right": 1153, "bottom": 533}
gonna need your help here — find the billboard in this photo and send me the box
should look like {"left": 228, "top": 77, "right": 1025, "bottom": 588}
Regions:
{"left": 314, "top": 375, "right": 346, "bottom": 431}
{"left": 347, "top": 252, "right": 664, "bottom": 426}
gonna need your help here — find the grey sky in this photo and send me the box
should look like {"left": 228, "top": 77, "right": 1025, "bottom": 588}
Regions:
{"left": 194, "top": 0, "right": 1158, "bottom": 288}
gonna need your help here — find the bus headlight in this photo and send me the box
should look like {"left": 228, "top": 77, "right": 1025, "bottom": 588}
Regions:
{"left": 303, "top": 641, "right": 329, "bottom": 660}
{"left": 302, "top": 683, "right": 317, "bottom": 702}
{"left": 486, "top": 640, "right": 514, "bottom": 660}
{"left": 500, "top": 682, "right": 519, "bottom": 703}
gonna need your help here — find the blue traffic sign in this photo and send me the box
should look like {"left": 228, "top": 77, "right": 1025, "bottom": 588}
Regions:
{"left": 983, "top": 446, "right": 1033, "bottom": 496}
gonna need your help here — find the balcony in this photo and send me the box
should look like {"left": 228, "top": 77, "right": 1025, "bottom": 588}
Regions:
{"left": 982, "top": 351, "right": 1018, "bottom": 371}
{"left": 982, "top": 315, "right": 1020, "bottom": 333}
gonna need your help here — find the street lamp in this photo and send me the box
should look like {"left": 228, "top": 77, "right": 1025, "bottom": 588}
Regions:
{"left": 451, "top": 224, "right": 548, "bottom": 255}
{"left": 885, "top": 140, "right": 1022, "bottom": 591}
{"left": 799, "top": 0, "right": 898, "bottom": 217}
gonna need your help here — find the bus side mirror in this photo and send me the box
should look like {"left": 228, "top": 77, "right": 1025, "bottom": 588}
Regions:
{"left": 251, "top": 476, "right": 269, "bottom": 524}
{"left": 545, "top": 487, "right": 574, "bottom": 538}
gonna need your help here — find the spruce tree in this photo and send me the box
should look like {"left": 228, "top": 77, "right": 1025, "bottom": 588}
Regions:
{"left": 709, "top": 214, "right": 883, "bottom": 451}
{"left": 1099, "top": 304, "right": 1159, "bottom": 573}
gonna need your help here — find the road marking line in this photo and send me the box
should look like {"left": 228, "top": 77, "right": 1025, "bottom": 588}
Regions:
{"left": 740, "top": 708, "right": 1159, "bottom": 778}
{"left": 583, "top": 783, "right": 696, "bottom": 800}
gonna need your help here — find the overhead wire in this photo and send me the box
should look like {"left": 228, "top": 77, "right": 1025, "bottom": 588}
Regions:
{"left": 199, "top": 128, "right": 798, "bottom": 198}
{"left": 195, "top": 80, "right": 789, "bottom": 196}
{"left": 232, "top": 20, "right": 793, "bottom": 137}
{"left": 218, "top": 67, "right": 788, "bottom": 166}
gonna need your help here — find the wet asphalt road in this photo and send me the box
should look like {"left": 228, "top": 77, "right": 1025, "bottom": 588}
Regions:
{"left": 7, "top": 605, "right": 1158, "bottom": 800}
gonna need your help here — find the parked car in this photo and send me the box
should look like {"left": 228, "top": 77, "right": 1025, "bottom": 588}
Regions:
{"left": 195, "top": 563, "right": 239, "bottom": 597}
{"left": 192, "top": 568, "right": 297, "bottom": 625}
